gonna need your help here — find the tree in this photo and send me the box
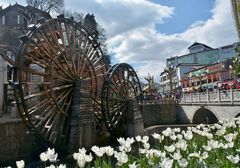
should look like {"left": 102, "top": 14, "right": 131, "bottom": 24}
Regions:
{"left": 97, "top": 25, "right": 111, "bottom": 64}
{"left": 64, "top": 11, "right": 111, "bottom": 64}
{"left": 233, "top": 46, "right": 240, "bottom": 77}
{"left": 26, "top": 0, "right": 64, "bottom": 14}
{"left": 82, "top": 14, "right": 111, "bottom": 64}
{"left": 64, "top": 10, "right": 84, "bottom": 23}
{"left": 83, "top": 14, "right": 99, "bottom": 40}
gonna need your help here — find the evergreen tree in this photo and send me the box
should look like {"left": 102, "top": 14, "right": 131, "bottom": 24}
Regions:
{"left": 83, "top": 14, "right": 110, "bottom": 64}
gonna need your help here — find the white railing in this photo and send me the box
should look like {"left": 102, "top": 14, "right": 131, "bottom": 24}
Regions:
{"left": 181, "top": 89, "right": 240, "bottom": 103}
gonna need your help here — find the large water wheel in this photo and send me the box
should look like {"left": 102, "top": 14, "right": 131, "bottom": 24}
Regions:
{"left": 13, "top": 16, "right": 143, "bottom": 148}
{"left": 13, "top": 16, "right": 108, "bottom": 146}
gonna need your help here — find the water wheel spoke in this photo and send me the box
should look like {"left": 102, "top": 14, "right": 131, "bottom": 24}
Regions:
{"left": 44, "top": 112, "right": 63, "bottom": 143}
{"left": 43, "top": 23, "right": 63, "bottom": 50}
{"left": 28, "top": 98, "right": 52, "bottom": 115}
{"left": 21, "top": 66, "right": 49, "bottom": 77}
{"left": 113, "top": 73, "right": 126, "bottom": 97}
{"left": 60, "top": 89, "right": 73, "bottom": 114}
{"left": 79, "top": 57, "right": 91, "bottom": 77}
{"left": 30, "top": 35, "right": 57, "bottom": 60}
{"left": 36, "top": 28, "right": 60, "bottom": 58}
{"left": 65, "top": 48, "right": 77, "bottom": 77}
{"left": 109, "top": 103, "right": 126, "bottom": 119}
{"left": 53, "top": 87, "right": 72, "bottom": 116}
{"left": 83, "top": 73, "right": 104, "bottom": 80}
{"left": 53, "top": 75, "right": 72, "bottom": 82}
{"left": 25, "top": 53, "right": 48, "bottom": 69}
{"left": 52, "top": 58, "right": 75, "bottom": 80}
{"left": 34, "top": 100, "right": 56, "bottom": 127}
{"left": 52, "top": 83, "right": 73, "bottom": 91}
{"left": 31, "top": 36, "right": 74, "bottom": 79}
{"left": 23, "top": 90, "right": 50, "bottom": 100}
{"left": 56, "top": 88, "right": 73, "bottom": 116}
{"left": 109, "top": 82, "right": 126, "bottom": 99}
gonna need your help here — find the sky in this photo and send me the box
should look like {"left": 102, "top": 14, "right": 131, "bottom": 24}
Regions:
{"left": 1, "top": 0, "right": 239, "bottom": 82}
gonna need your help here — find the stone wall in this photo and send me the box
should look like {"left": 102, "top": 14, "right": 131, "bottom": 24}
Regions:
{"left": 142, "top": 99, "right": 177, "bottom": 127}
{"left": 0, "top": 119, "right": 37, "bottom": 163}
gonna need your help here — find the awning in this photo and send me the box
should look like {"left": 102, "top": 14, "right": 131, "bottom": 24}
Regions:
{"left": 201, "top": 82, "right": 218, "bottom": 89}
{"left": 189, "top": 68, "right": 208, "bottom": 77}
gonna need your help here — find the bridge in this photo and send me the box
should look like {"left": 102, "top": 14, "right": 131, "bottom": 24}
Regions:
{"left": 178, "top": 89, "right": 240, "bottom": 124}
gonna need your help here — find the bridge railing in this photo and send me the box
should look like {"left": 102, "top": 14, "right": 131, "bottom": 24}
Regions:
{"left": 181, "top": 89, "right": 240, "bottom": 103}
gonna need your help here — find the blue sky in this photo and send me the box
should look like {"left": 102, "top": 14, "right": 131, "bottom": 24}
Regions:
{"left": 1, "top": 0, "right": 238, "bottom": 82}
{"left": 153, "top": 0, "right": 215, "bottom": 34}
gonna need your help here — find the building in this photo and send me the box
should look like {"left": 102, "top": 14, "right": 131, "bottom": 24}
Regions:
{"left": 0, "top": 46, "right": 15, "bottom": 114}
{"left": 166, "top": 42, "right": 238, "bottom": 68}
{"left": 0, "top": 3, "right": 51, "bottom": 115}
{"left": 160, "top": 42, "right": 239, "bottom": 94}
{"left": 181, "top": 59, "right": 234, "bottom": 92}
{"left": 0, "top": 3, "right": 51, "bottom": 29}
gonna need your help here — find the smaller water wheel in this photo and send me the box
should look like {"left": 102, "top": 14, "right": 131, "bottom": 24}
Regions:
{"left": 101, "top": 63, "right": 143, "bottom": 137}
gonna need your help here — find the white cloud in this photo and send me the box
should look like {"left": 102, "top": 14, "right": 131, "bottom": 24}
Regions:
{"left": 181, "top": 0, "right": 237, "bottom": 48}
{"left": 109, "top": 0, "right": 238, "bottom": 82}
{"left": 1, "top": 0, "right": 237, "bottom": 83}
{"left": 66, "top": 0, "right": 174, "bottom": 38}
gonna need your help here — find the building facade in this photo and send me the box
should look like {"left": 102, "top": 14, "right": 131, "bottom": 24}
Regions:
{"left": 181, "top": 59, "right": 234, "bottom": 92}
{"left": 0, "top": 3, "right": 51, "bottom": 114}
{"left": 0, "top": 3, "right": 51, "bottom": 29}
{"left": 0, "top": 46, "right": 15, "bottom": 113}
{"left": 160, "top": 42, "right": 239, "bottom": 95}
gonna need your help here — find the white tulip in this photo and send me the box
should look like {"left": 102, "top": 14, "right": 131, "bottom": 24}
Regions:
{"left": 48, "top": 153, "right": 58, "bottom": 162}
{"left": 40, "top": 152, "right": 48, "bottom": 162}
{"left": 171, "top": 151, "right": 182, "bottom": 160}
{"left": 85, "top": 153, "right": 93, "bottom": 162}
{"left": 227, "top": 154, "right": 240, "bottom": 164}
{"left": 184, "top": 131, "right": 193, "bottom": 140}
{"left": 178, "top": 158, "right": 188, "bottom": 167}
{"left": 227, "top": 142, "right": 234, "bottom": 148}
{"left": 152, "top": 133, "right": 160, "bottom": 139}
{"left": 77, "top": 158, "right": 86, "bottom": 168}
{"left": 162, "top": 127, "right": 172, "bottom": 137}
{"left": 16, "top": 160, "right": 25, "bottom": 168}
{"left": 159, "top": 157, "right": 173, "bottom": 168}
{"left": 114, "top": 151, "right": 128, "bottom": 166}
{"left": 135, "top": 135, "right": 141, "bottom": 142}
{"left": 129, "top": 161, "right": 139, "bottom": 168}
{"left": 143, "top": 142, "right": 150, "bottom": 150}
{"left": 105, "top": 146, "right": 114, "bottom": 156}
{"left": 141, "top": 136, "right": 149, "bottom": 144}
{"left": 203, "top": 145, "right": 211, "bottom": 151}
{"left": 58, "top": 164, "right": 66, "bottom": 168}
{"left": 91, "top": 146, "right": 104, "bottom": 157}
{"left": 164, "top": 144, "right": 175, "bottom": 153}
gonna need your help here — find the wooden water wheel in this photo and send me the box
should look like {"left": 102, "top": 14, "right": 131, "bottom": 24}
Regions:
{"left": 13, "top": 16, "right": 108, "bottom": 146}
{"left": 101, "top": 63, "right": 143, "bottom": 137}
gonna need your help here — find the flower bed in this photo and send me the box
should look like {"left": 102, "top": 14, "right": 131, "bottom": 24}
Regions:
{"left": 11, "top": 117, "right": 240, "bottom": 168}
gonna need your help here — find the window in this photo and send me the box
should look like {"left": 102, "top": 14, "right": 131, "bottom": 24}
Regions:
{"left": 17, "top": 15, "right": 20, "bottom": 24}
{"left": 2, "top": 15, "right": 5, "bottom": 24}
